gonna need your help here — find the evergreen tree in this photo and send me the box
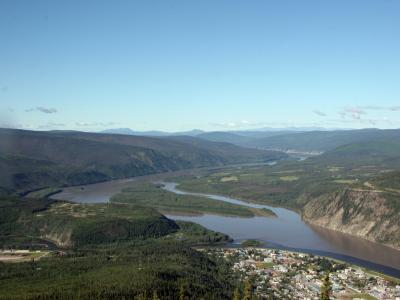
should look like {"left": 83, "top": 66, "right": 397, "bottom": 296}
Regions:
{"left": 179, "top": 284, "right": 188, "bottom": 300}
{"left": 136, "top": 292, "right": 146, "bottom": 300}
{"left": 233, "top": 287, "right": 241, "bottom": 300}
{"left": 152, "top": 290, "right": 160, "bottom": 300}
{"left": 320, "top": 273, "right": 332, "bottom": 300}
{"left": 243, "top": 278, "right": 254, "bottom": 300}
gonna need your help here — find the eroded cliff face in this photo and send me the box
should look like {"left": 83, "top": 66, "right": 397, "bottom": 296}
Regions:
{"left": 302, "top": 189, "right": 400, "bottom": 250}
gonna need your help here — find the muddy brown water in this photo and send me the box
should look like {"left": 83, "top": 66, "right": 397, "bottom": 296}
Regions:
{"left": 51, "top": 172, "right": 400, "bottom": 277}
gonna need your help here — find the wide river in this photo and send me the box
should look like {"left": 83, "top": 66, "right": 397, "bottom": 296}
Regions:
{"left": 52, "top": 175, "right": 400, "bottom": 277}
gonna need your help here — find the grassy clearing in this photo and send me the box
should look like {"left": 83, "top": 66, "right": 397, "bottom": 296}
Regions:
{"left": 328, "top": 166, "right": 342, "bottom": 172}
{"left": 241, "top": 239, "right": 263, "bottom": 247}
{"left": 26, "top": 187, "right": 62, "bottom": 198}
{"left": 279, "top": 176, "right": 299, "bottom": 182}
{"left": 334, "top": 179, "right": 358, "bottom": 184}
{"left": 250, "top": 207, "right": 277, "bottom": 217}
{"left": 220, "top": 176, "right": 238, "bottom": 182}
{"left": 0, "top": 251, "right": 49, "bottom": 263}
{"left": 273, "top": 169, "right": 302, "bottom": 174}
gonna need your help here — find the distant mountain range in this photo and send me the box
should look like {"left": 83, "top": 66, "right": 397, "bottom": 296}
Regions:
{"left": 244, "top": 128, "right": 400, "bottom": 152}
{"left": 2, "top": 127, "right": 400, "bottom": 195}
{"left": 156, "top": 127, "right": 400, "bottom": 153}
{"left": 100, "top": 126, "right": 349, "bottom": 137}
{"left": 311, "top": 138, "right": 400, "bottom": 167}
{"left": 101, "top": 128, "right": 205, "bottom": 136}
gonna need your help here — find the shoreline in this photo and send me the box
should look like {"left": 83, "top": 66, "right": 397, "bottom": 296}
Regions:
{"left": 204, "top": 242, "right": 400, "bottom": 279}
{"left": 29, "top": 166, "right": 400, "bottom": 278}
{"left": 24, "top": 159, "right": 283, "bottom": 199}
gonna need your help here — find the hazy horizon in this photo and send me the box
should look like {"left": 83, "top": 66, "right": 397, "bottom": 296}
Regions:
{"left": 2, "top": 125, "right": 399, "bottom": 134}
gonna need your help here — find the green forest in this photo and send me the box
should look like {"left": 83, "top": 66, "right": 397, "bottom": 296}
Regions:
{"left": 0, "top": 196, "right": 239, "bottom": 299}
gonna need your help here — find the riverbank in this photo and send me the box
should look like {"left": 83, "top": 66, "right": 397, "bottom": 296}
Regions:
{"left": 110, "top": 182, "right": 274, "bottom": 217}
{"left": 28, "top": 160, "right": 281, "bottom": 200}
{"left": 173, "top": 161, "right": 400, "bottom": 253}
{"left": 0, "top": 250, "right": 50, "bottom": 263}
{"left": 40, "top": 173, "right": 400, "bottom": 277}
{"left": 162, "top": 182, "right": 400, "bottom": 274}
{"left": 203, "top": 247, "right": 400, "bottom": 299}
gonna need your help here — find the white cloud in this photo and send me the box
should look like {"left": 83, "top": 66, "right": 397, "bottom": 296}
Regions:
{"left": 339, "top": 107, "right": 367, "bottom": 120}
{"left": 209, "top": 120, "right": 266, "bottom": 129}
{"left": 25, "top": 106, "right": 58, "bottom": 114}
{"left": 337, "top": 104, "right": 400, "bottom": 125}
{"left": 75, "top": 121, "right": 119, "bottom": 127}
{"left": 38, "top": 122, "right": 66, "bottom": 129}
{"left": 313, "top": 110, "right": 326, "bottom": 117}
{"left": 357, "top": 105, "right": 400, "bottom": 111}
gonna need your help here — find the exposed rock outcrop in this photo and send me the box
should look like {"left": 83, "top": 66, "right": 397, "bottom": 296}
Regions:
{"left": 302, "top": 189, "right": 400, "bottom": 250}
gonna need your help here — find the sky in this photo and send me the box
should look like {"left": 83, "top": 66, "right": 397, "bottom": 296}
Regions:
{"left": 1, "top": 0, "right": 400, "bottom": 132}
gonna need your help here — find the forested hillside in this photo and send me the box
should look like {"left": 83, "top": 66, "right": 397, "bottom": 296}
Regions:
{"left": 0, "top": 195, "right": 235, "bottom": 299}
{"left": 173, "top": 139, "right": 400, "bottom": 250}
{"left": 0, "top": 129, "right": 285, "bottom": 195}
{"left": 195, "top": 128, "right": 400, "bottom": 154}
{"left": 247, "top": 129, "right": 400, "bottom": 152}
{"left": 310, "top": 140, "right": 400, "bottom": 167}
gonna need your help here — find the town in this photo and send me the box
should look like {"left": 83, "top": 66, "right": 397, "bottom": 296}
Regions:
{"left": 202, "top": 247, "right": 400, "bottom": 300}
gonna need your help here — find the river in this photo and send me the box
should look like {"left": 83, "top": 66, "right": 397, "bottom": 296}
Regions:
{"left": 51, "top": 176, "right": 400, "bottom": 277}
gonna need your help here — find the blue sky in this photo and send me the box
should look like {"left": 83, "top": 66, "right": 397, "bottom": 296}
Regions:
{"left": 1, "top": 0, "right": 399, "bottom": 132}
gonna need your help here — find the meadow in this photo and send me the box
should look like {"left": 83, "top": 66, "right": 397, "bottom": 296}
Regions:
{"left": 111, "top": 182, "right": 275, "bottom": 217}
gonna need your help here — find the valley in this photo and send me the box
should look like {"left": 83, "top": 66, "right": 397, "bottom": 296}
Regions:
{"left": 44, "top": 175, "right": 400, "bottom": 277}
{"left": 172, "top": 148, "right": 400, "bottom": 252}
{"left": 4, "top": 1, "right": 400, "bottom": 298}
{"left": 1, "top": 128, "right": 400, "bottom": 299}
{"left": 0, "top": 128, "right": 285, "bottom": 195}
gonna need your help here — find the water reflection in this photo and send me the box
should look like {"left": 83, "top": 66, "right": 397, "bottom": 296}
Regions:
{"left": 161, "top": 182, "right": 400, "bottom": 272}
{"left": 52, "top": 178, "right": 136, "bottom": 203}
{"left": 50, "top": 177, "right": 400, "bottom": 276}
{"left": 309, "top": 224, "right": 400, "bottom": 269}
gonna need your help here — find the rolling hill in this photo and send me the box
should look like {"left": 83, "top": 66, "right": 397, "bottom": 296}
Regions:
{"left": 247, "top": 128, "right": 400, "bottom": 152}
{"left": 194, "top": 128, "right": 400, "bottom": 154}
{"left": 0, "top": 128, "right": 285, "bottom": 194}
{"left": 195, "top": 132, "right": 255, "bottom": 147}
{"left": 196, "top": 130, "right": 306, "bottom": 147}
{"left": 101, "top": 128, "right": 204, "bottom": 136}
{"left": 310, "top": 139, "right": 400, "bottom": 167}
{"left": 0, "top": 195, "right": 234, "bottom": 299}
